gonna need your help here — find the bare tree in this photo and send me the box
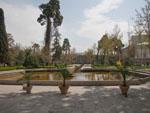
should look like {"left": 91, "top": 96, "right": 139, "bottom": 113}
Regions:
{"left": 135, "top": 0, "right": 150, "bottom": 53}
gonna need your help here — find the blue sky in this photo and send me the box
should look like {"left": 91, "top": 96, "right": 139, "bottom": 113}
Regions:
{"left": 0, "top": 0, "right": 145, "bottom": 52}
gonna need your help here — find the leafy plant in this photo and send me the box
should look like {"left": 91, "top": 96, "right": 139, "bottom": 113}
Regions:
{"left": 17, "top": 72, "right": 32, "bottom": 87}
{"left": 59, "top": 69, "right": 71, "bottom": 86}
{"left": 56, "top": 64, "right": 71, "bottom": 86}
{"left": 116, "top": 60, "right": 129, "bottom": 86}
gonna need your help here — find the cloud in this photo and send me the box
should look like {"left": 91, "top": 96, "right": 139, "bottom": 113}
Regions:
{"left": 78, "top": 0, "right": 129, "bottom": 44}
{"left": 0, "top": 0, "right": 130, "bottom": 52}
{"left": 0, "top": 1, "right": 45, "bottom": 47}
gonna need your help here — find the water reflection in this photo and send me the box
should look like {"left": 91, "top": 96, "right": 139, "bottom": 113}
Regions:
{"left": 73, "top": 72, "right": 122, "bottom": 81}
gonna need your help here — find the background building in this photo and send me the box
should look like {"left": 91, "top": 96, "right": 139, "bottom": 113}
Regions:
{"left": 129, "top": 35, "right": 150, "bottom": 65}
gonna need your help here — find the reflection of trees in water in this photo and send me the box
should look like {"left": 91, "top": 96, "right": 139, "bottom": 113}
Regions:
{"left": 49, "top": 73, "right": 61, "bottom": 80}
{"left": 84, "top": 72, "right": 121, "bottom": 81}
{"left": 30, "top": 72, "right": 49, "bottom": 80}
{"left": 29, "top": 72, "right": 122, "bottom": 81}
{"left": 84, "top": 73, "right": 96, "bottom": 80}
{"left": 0, "top": 73, "right": 23, "bottom": 80}
{"left": 111, "top": 72, "right": 121, "bottom": 80}
{"left": 29, "top": 72, "right": 62, "bottom": 80}
{"left": 96, "top": 72, "right": 110, "bottom": 80}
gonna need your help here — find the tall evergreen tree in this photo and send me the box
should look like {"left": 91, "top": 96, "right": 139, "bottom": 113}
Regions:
{"left": 62, "top": 38, "right": 71, "bottom": 64}
{"left": 0, "top": 8, "right": 8, "bottom": 65}
{"left": 62, "top": 38, "right": 71, "bottom": 55}
{"left": 37, "top": 0, "right": 63, "bottom": 57}
{"left": 52, "top": 30, "right": 62, "bottom": 63}
{"left": 32, "top": 43, "right": 40, "bottom": 53}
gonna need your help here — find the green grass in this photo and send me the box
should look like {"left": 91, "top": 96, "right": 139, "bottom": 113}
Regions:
{"left": 92, "top": 64, "right": 116, "bottom": 69}
{"left": 0, "top": 66, "right": 24, "bottom": 71}
{"left": 0, "top": 64, "right": 67, "bottom": 71}
{"left": 133, "top": 65, "right": 150, "bottom": 70}
{"left": 38, "top": 65, "right": 56, "bottom": 68}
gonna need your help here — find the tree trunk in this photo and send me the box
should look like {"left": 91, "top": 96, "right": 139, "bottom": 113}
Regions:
{"left": 63, "top": 77, "right": 66, "bottom": 86}
{"left": 44, "top": 18, "right": 51, "bottom": 56}
{"left": 123, "top": 73, "right": 126, "bottom": 86}
{"left": 96, "top": 50, "right": 100, "bottom": 64}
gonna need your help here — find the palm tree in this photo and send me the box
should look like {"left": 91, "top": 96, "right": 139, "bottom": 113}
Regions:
{"left": 37, "top": 0, "right": 63, "bottom": 57}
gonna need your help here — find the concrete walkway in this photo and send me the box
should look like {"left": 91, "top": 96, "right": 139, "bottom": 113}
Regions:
{"left": 0, "top": 69, "right": 24, "bottom": 75}
{"left": 0, "top": 83, "right": 150, "bottom": 113}
{"left": 80, "top": 64, "right": 92, "bottom": 70}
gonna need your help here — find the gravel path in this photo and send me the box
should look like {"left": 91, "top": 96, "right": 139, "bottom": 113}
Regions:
{"left": 0, "top": 83, "right": 150, "bottom": 113}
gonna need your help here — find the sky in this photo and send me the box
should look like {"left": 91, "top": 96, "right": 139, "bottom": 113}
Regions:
{"left": 0, "top": 0, "right": 146, "bottom": 52}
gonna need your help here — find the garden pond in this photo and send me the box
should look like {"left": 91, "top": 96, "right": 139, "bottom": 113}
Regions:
{"left": 0, "top": 71, "right": 145, "bottom": 81}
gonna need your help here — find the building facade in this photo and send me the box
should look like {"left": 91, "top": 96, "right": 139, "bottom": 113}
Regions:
{"left": 129, "top": 35, "right": 150, "bottom": 65}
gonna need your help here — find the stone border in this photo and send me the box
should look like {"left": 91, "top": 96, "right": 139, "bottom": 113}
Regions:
{"left": 80, "top": 68, "right": 119, "bottom": 72}
{"left": 0, "top": 68, "right": 150, "bottom": 86}
{"left": 0, "top": 77, "right": 150, "bottom": 86}
{"left": 25, "top": 68, "right": 61, "bottom": 72}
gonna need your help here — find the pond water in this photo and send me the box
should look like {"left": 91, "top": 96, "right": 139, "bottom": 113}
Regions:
{"left": 0, "top": 72, "right": 139, "bottom": 81}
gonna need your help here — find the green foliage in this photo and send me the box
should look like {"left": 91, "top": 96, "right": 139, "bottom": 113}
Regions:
{"left": 116, "top": 61, "right": 129, "bottom": 86}
{"left": 59, "top": 69, "right": 71, "bottom": 79}
{"left": 97, "top": 26, "right": 124, "bottom": 65}
{"left": 62, "top": 38, "right": 71, "bottom": 64}
{"left": 55, "top": 64, "right": 71, "bottom": 86}
{"left": 52, "top": 30, "right": 62, "bottom": 63}
{"left": 55, "top": 64, "right": 67, "bottom": 69}
{"left": 23, "top": 49, "right": 39, "bottom": 68}
{"left": 92, "top": 64, "right": 116, "bottom": 69}
{"left": 19, "top": 73, "right": 32, "bottom": 81}
{"left": 38, "top": 65, "right": 56, "bottom": 68}
{"left": 15, "top": 50, "right": 25, "bottom": 66}
{"left": 62, "top": 38, "right": 71, "bottom": 54}
{"left": 17, "top": 72, "right": 32, "bottom": 87}
{"left": 0, "top": 8, "right": 9, "bottom": 65}
{"left": 0, "top": 66, "right": 24, "bottom": 71}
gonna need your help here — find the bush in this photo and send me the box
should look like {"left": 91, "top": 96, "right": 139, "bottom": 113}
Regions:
{"left": 23, "top": 49, "right": 39, "bottom": 68}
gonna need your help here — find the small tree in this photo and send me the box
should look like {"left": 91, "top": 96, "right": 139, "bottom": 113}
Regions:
{"left": 116, "top": 61, "right": 129, "bottom": 86}
{"left": 17, "top": 72, "right": 32, "bottom": 94}
{"left": 116, "top": 60, "right": 130, "bottom": 97}
{"left": 59, "top": 69, "right": 71, "bottom": 86}
{"left": 56, "top": 64, "right": 71, "bottom": 94}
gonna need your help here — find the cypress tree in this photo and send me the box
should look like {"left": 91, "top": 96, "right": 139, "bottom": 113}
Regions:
{"left": 0, "top": 8, "right": 8, "bottom": 65}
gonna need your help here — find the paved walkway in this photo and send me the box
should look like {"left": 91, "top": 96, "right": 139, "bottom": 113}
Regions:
{"left": 0, "top": 83, "right": 150, "bottom": 113}
{"left": 81, "top": 64, "right": 92, "bottom": 70}
{"left": 0, "top": 69, "right": 24, "bottom": 75}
